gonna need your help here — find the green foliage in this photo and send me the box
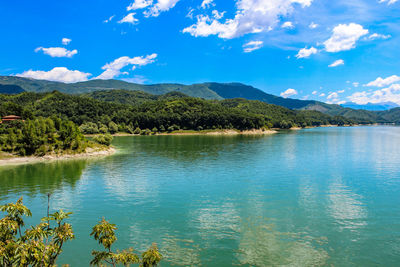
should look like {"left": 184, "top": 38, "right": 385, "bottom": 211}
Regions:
{"left": 92, "top": 134, "right": 113, "bottom": 146}
{"left": 0, "top": 117, "right": 89, "bottom": 156}
{"left": 2, "top": 90, "right": 396, "bottom": 136}
{"left": 141, "top": 244, "right": 162, "bottom": 267}
{"left": 0, "top": 198, "right": 163, "bottom": 266}
{"left": 90, "top": 218, "right": 161, "bottom": 267}
{"left": 0, "top": 197, "right": 74, "bottom": 266}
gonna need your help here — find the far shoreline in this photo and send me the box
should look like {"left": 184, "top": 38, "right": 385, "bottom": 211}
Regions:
{"left": 0, "top": 147, "right": 116, "bottom": 167}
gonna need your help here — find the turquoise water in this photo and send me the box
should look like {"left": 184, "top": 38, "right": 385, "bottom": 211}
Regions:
{"left": 1, "top": 126, "right": 400, "bottom": 266}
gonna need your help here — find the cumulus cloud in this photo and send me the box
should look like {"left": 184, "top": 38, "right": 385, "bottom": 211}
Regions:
{"left": 348, "top": 84, "right": 400, "bottom": 105}
{"left": 243, "top": 40, "right": 263, "bottom": 53}
{"left": 328, "top": 59, "right": 344, "bottom": 67}
{"left": 16, "top": 67, "right": 91, "bottom": 83}
{"left": 119, "top": 13, "right": 139, "bottom": 24}
{"left": 296, "top": 46, "right": 318, "bottom": 58}
{"left": 353, "top": 82, "right": 359, "bottom": 87}
{"left": 62, "top": 38, "right": 71, "bottom": 45}
{"left": 144, "top": 0, "right": 180, "bottom": 17}
{"left": 379, "top": 0, "right": 398, "bottom": 4}
{"left": 212, "top": 10, "right": 225, "bottom": 19}
{"left": 282, "top": 21, "right": 294, "bottom": 29}
{"left": 324, "top": 23, "right": 368, "bottom": 53}
{"left": 309, "top": 22, "right": 318, "bottom": 29}
{"left": 201, "top": 0, "right": 215, "bottom": 9}
{"left": 326, "top": 92, "right": 345, "bottom": 104}
{"left": 35, "top": 47, "right": 78, "bottom": 58}
{"left": 312, "top": 90, "right": 317, "bottom": 95}
{"left": 319, "top": 93, "right": 325, "bottom": 97}
{"left": 183, "top": 0, "right": 312, "bottom": 39}
{"left": 367, "top": 33, "right": 391, "bottom": 40}
{"left": 280, "top": 88, "right": 298, "bottom": 98}
{"left": 365, "top": 75, "right": 400, "bottom": 87}
{"left": 127, "top": 0, "right": 153, "bottom": 10}
{"left": 96, "top": 53, "right": 157, "bottom": 80}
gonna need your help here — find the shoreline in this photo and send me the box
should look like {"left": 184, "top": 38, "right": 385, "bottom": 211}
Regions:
{"left": 0, "top": 147, "right": 116, "bottom": 167}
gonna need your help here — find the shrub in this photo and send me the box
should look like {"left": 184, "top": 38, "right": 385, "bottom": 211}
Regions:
{"left": 93, "top": 134, "right": 113, "bottom": 146}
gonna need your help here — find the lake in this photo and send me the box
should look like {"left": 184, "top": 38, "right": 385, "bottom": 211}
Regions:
{"left": 1, "top": 126, "right": 400, "bottom": 266}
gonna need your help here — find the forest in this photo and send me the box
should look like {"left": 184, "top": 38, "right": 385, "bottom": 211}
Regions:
{"left": 0, "top": 117, "right": 111, "bottom": 156}
{"left": 0, "top": 90, "right": 356, "bottom": 136}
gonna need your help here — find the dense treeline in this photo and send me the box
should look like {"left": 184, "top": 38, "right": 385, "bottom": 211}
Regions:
{"left": 0, "top": 117, "right": 109, "bottom": 156}
{"left": 0, "top": 91, "right": 356, "bottom": 135}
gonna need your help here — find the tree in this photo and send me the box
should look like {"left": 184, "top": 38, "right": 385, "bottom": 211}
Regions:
{"left": 0, "top": 197, "right": 74, "bottom": 266}
{"left": 108, "top": 122, "right": 118, "bottom": 134}
{"left": 1, "top": 198, "right": 163, "bottom": 266}
{"left": 90, "top": 218, "right": 140, "bottom": 267}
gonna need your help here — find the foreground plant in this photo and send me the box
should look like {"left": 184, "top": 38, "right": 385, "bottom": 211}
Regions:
{"left": 0, "top": 198, "right": 163, "bottom": 266}
{"left": 0, "top": 197, "right": 74, "bottom": 266}
{"left": 90, "top": 218, "right": 162, "bottom": 267}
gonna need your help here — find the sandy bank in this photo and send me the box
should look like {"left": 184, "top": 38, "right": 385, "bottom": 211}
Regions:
{"left": 157, "top": 129, "right": 277, "bottom": 136}
{"left": 0, "top": 147, "right": 116, "bottom": 167}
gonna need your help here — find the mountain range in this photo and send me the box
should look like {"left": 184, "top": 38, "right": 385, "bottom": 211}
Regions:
{"left": 0, "top": 75, "right": 399, "bottom": 124}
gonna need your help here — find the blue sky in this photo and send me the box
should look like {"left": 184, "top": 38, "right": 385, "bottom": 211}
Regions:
{"left": 1, "top": 0, "right": 400, "bottom": 104}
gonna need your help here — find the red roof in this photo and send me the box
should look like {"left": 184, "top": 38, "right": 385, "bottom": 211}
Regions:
{"left": 2, "top": 115, "right": 21, "bottom": 119}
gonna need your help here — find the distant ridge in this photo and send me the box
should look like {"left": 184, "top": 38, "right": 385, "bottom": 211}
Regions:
{"left": 0, "top": 76, "right": 321, "bottom": 109}
{"left": 341, "top": 102, "right": 399, "bottom": 111}
{"left": 0, "top": 75, "right": 399, "bottom": 123}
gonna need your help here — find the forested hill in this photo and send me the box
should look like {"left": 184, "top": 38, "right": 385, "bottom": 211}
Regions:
{"left": 0, "top": 76, "right": 399, "bottom": 123}
{"left": 0, "top": 91, "right": 356, "bottom": 134}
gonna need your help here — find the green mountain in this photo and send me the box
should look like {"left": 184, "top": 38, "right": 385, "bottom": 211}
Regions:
{"left": 0, "top": 84, "right": 25, "bottom": 94}
{"left": 0, "top": 76, "right": 398, "bottom": 124}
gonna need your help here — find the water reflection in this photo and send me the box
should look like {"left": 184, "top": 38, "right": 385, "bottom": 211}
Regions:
{"left": 327, "top": 177, "right": 367, "bottom": 230}
{"left": 0, "top": 160, "right": 87, "bottom": 199}
{"left": 236, "top": 219, "right": 329, "bottom": 266}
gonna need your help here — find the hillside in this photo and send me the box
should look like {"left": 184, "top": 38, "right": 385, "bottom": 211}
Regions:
{"left": 0, "top": 76, "right": 318, "bottom": 108}
{"left": 0, "top": 84, "right": 25, "bottom": 94}
{"left": 0, "top": 76, "right": 398, "bottom": 124}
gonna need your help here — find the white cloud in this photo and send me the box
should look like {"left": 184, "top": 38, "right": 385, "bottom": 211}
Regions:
{"left": 280, "top": 88, "right": 298, "bottom": 98}
{"left": 35, "top": 47, "right": 78, "bottom": 58}
{"left": 338, "top": 89, "right": 345, "bottom": 93}
{"left": 183, "top": 0, "right": 312, "bottom": 39}
{"left": 144, "top": 0, "right": 180, "bottom": 17}
{"left": 367, "top": 33, "right": 391, "bottom": 40}
{"left": 379, "top": 0, "right": 398, "bottom": 5}
{"left": 347, "top": 84, "right": 400, "bottom": 105}
{"left": 282, "top": 21, "right": 294, "bottom": 29}
{"left": 319, "top": 93, "right": 325, "bottom": 97}
{"left": 324, "top": 23, "right": 368, "bottom": 53}
{"left": 312, "top": 90, "right": 317, "bottom": 95}
{"left": 309, "top": 22, "right": 318, "bottom": 29}
{"left": 328, "top": 59, "right": 344, "bottom": 67}
{"left": 62, "top": 38, "right": 71, "bottom": 45}
{"left": 96, "top": 53, "right": 157, "bottom": 80}
{"left": 353, "top": 82, "right": 359, "bottom": 87}
{"left": 365, "top": 75, "right": 400, "bottom": 87}
{"left": 326, "top": 92, "right": 345, "bottom": 104}
{"left": 296, "top": 46, "right": 318, "bottom": 59}
{"left": 104, "top": 15, "right": 115, "bottom": 23}
{"left": 127, "top": 0, "right": 153, "bottom": 10}
{"left": 16, "top": 67, "right": 91, "bottom": 83}
{"left": 327, "top": 92, "right": 339, "bottom": 100}
{"left": 212, "top": 10, "right": 225, "bottom": 19}
{"left": 201, "top": 0, "right": 215, "bottom": 9}
{"left": 243, "top": 40, "right": 263, "bottom": 53}
{"left": 119, "top": 13, "right": 139, "bottom": 24}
